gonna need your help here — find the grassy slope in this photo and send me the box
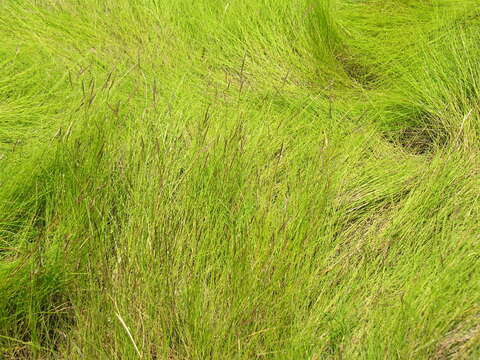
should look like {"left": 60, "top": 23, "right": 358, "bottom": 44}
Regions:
{"left": 0, "top": 0, "right": 479, "bottom": 358}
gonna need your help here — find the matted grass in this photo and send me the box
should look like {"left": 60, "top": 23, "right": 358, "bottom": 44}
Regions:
{"left": 0, "top": 0, "right": 479, "bottom": 359}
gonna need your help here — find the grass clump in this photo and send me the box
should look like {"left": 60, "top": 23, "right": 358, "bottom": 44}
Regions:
{"left": 0, "top": 0, "right": 479, "bottom": 359}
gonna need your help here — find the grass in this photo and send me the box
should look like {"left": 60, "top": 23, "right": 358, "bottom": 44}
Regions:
{"left": 0, "top": 0, "right": 479, "bottom": 358}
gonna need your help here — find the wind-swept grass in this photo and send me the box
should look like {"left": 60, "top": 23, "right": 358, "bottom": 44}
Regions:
{"left": 0, "top": 0, "right": 479, "bottom": 359}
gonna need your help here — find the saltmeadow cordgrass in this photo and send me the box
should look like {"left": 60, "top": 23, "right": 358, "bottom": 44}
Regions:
{"left": 0, "top": 0, "right": 479, "bottom": 359}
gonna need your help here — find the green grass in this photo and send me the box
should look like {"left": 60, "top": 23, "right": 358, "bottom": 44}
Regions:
{"left": 1, "top": 0, "right": 479, "bottom": 358}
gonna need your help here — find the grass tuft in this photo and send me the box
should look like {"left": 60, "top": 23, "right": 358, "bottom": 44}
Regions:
{"left": 0, "top": 0, "right": 479, "bottom": 358}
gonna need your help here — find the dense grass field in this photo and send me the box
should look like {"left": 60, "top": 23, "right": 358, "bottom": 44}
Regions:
{"left": 1, "top": 0, "right": 479, "bottom": 358}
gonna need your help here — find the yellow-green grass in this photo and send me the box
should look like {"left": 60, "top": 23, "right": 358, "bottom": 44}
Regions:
{"left": 0, "top": 0, "right": 479, "bottom": 358}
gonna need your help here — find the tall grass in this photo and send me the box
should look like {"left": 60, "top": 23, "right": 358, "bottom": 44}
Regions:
{"left": 0, "top": 0, "right": 479, "bottom": 359}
